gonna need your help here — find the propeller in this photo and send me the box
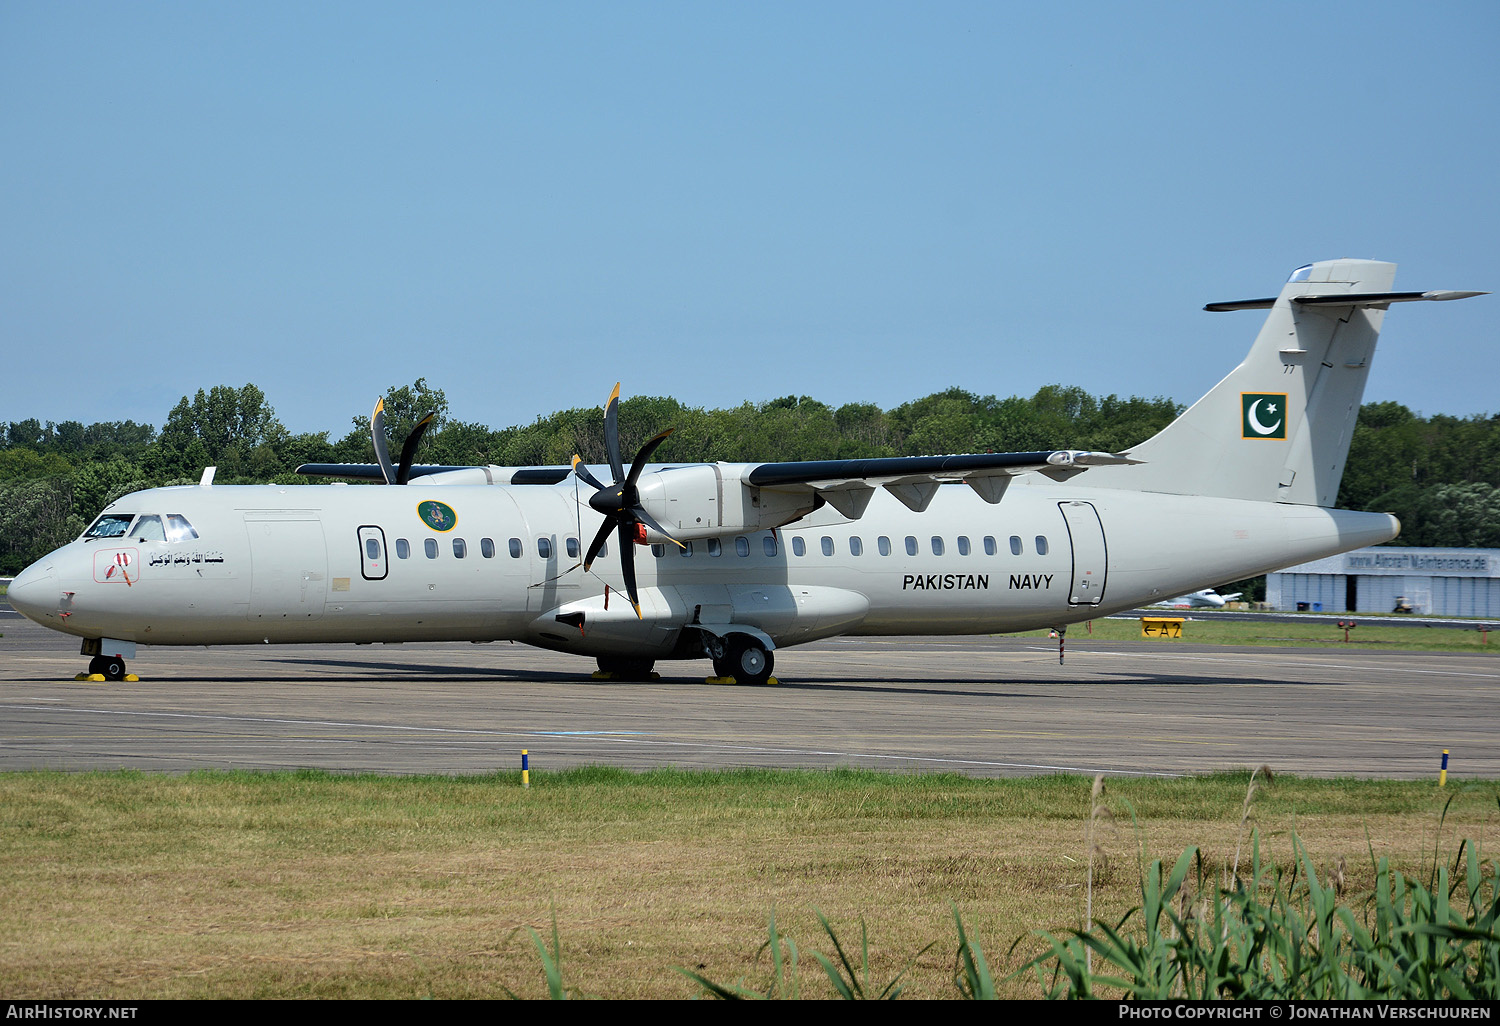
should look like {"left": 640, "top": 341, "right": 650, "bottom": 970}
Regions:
{"left": 370, "top": 398, "right": 436, "bottom": 485}
{"left": 572, "top": 383, "right": 684, "bottom": 618}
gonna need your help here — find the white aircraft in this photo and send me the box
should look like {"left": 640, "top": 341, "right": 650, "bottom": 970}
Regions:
{"left": 1161, "top": 589, "right": 1243, "bottom": 609}
{"left": 7, "top": 260, "right": 1486, "bottom": 683}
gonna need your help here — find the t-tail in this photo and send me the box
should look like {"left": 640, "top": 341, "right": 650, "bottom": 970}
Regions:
{"left": 1087, "top": 259, "right": 1485, "bottom": 506}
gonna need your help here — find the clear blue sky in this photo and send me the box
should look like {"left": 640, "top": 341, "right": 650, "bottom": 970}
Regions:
{"left": 3, "top": 1, "right": 1496, "bottom": 439}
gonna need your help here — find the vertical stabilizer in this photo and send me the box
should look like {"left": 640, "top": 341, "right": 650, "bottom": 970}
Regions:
{"left": 1088, "top": 259, "right": 1396, "bottom": 506}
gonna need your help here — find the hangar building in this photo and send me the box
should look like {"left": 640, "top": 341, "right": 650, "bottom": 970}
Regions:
{"left": 1267, "top": 546, "right": 1500, "bottom": 616}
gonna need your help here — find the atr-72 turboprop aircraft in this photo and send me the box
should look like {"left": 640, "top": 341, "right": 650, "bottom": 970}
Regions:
{"left": 7, "top": 260, "right": 1486, "bottom": 683}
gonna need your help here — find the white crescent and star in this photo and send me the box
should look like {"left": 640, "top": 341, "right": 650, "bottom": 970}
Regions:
{"left": 1247, "top": 398, "right": 1283, "bottom": 436}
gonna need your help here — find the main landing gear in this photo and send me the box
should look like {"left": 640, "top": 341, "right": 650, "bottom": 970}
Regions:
{"left": 87, "top": 655, "right": 128, "bottom": 681}
{"left": 595, "top": 656, "right": 657, "bottom": 682}
{"left": 705, "top": 634, "right": 775, "bottom": 687}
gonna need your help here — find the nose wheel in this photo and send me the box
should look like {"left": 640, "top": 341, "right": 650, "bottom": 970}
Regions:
{"left": 87, "top": 655, "right": 127, "bottom": 681}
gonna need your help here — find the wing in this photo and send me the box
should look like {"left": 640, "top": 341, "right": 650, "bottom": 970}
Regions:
{"left": 741, "top": 449, "right": 1141, "bottom": 515}
{"left": 295, "top": 463, "right": 575, "bottom": 485}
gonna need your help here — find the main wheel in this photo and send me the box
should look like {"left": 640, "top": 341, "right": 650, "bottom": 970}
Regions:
{"left": 728, "top": 639, "right": 773, "bottom": 686}
{"left": 596, "top": 656, "right": 655, "bottom": 681}
{"left": 89, "top": 655, "right": 126, "bottom": 681}
{"left": 711, "top": 654, "right": 735, "bottom": 679}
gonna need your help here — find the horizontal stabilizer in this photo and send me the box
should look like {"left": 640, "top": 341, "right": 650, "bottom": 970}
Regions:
{"left": 1206, "top": 290, "right": 1487, "bottom": 312}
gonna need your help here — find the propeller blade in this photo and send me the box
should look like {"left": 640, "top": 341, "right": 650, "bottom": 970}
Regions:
{"left": 370, "top": 398, "right": 397, "bottom": 485}
{"left": 583, "top": 518, "right": 614, "bottom": 572}
{"left": 631, "top": 504, "right": 686, "bottom": 550}
{"left": 624, "top": 427, "right": 675, "bottom": 488}
{"left": 616, "top": 520, "right": 642, "bottom": 619}
{"left": 395, "top": 412, "right": 436, "bottom": 485}
{"left": 604, "top": 382, "right": 624, "bottom": 483}
{"left": 571, "top": 454, "right": 607, "bottom": 492}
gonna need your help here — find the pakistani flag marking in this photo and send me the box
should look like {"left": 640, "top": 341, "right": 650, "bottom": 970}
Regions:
{"left": 1242, "top": 393, "right": 1287, "bottom": 439}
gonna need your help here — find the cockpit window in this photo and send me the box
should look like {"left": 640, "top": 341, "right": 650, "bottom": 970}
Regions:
{"left": 83, "top": 514, "right": 135, "bottom": 539}
{"left": 131, "top": 515, "right": 166, "bottom": 542}
{"left": 165, "top": 514, "right": 199, "bottom": 542}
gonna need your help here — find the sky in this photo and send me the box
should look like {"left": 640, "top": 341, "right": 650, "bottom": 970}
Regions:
{"left": 2, "top": 1, "right": 1496, "bottom": 440}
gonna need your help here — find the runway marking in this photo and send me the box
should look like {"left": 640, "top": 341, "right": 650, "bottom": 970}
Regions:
{"left": 0, "top": 703, "right": 1183, "bottom": 778}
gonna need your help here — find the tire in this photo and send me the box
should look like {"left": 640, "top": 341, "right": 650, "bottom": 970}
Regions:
{"left": 711, "top": 654, "right": 735, "bottom": 679}
{"left": 90, "top": 655, "right": 126, "bottom": 681}
{"left": 729, "top": 639, "right": 773, "bottom": 686}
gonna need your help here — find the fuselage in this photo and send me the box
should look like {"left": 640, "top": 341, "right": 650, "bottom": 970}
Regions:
{"left": 8, "top": 476, "right": 1399, "bottom": 661}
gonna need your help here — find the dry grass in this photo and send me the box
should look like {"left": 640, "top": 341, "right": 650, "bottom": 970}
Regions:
{"left": 0, "top": 768, "right": 1495, "bottom": 999}
{"left": 1055, "top": 617, "right": 1497, "bottom": 652}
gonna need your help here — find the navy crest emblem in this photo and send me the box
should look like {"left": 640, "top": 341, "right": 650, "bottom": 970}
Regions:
{"left": 418, "top": 500, "right": 457, "bottom": 532}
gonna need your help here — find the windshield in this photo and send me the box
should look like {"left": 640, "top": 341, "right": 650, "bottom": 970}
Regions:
{"left": 131, "top": 515, "right": 166, "bottom": 542}
{"left": 165, "top": 514, "right": 199, "bottom": 542}
{"left": 83, "top": 514, "right": 135, "bottom": 540}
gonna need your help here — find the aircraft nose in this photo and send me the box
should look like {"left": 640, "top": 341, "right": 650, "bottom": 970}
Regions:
{"left": 7, "top": 561, "right": 57, "bottom": 624}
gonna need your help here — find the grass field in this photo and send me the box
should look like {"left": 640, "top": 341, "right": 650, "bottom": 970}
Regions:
{"left": 1040, "top": 615, "right": 1496, "bottom": 653}
{"left": 1, "top": 767, "right": 1496, "bottom": 999}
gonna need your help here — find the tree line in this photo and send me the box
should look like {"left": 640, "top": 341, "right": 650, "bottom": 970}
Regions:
{"left": 3, "top": 381, "right": 1498, "bottom": 575}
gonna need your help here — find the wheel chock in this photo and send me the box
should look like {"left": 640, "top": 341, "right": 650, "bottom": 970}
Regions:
{"left": 705, "top": 675, "right": 735, "bottom": 684}
{"left": 71, "top": 673, "right": 108, "bottom": 683}
{"left": 124, "top": 674, "right": 139, "bottom": 682}
{"left": 591, "top": 671, "right": 615, "bottom": 680}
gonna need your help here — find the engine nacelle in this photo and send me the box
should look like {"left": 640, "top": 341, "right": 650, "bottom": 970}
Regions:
{"left": 634, "top": 463, "right": 817, "bottom": 542}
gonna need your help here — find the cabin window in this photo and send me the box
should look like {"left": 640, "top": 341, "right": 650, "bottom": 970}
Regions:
{"left": 707, "top": 538, "right": 722, "bottom": 556}
{"left": 931, "top": 536, "right": 945, "bottom": 556}
{"left": 792, "top": 537, "right": 806, "bottom": 557}
{"left": 878, "top": 536, "right": 891, "bottom": 556}
{"left": 480, "top": 538, "right": 495, "bottom": 558}
{"left": 957, "top": 536, "right": 970, "bottom": 556}
{"left": 424, "top": 538, "right": 438, "bottom": 559}
{"left": 1010, "top": 535, "right": 1023, "bottom": 556}
{"left": 365, "top": 537, "right": 381, "bottom": 561}
{"left": 396, "top": 538, "right": 411, "bottom": 559}
{"left": 821, "top": 536, "right": 834, "bottom": 556}
{"left": 537, "top": 537, "right": 553, "bottom": 560}
{"left": 736, "top": 537, "right": 750, "bottom": 557}
{"left": 509, "top": 538, "right": 523, "bottom": 558}
{"left": 597, "top": 541, "right": 608, "bottom": 558}
{"left": 453, "top": 538, "right": 467, "bottom": 558}
{"left": 1035, "top": 536, "right": 1049, "bottom": 556}
{"left": 983, "top": 536, "right": 996, "bottom": 556}
{"left": 680, "top": 542, "right": 693, "bottom": 556}
{"left": 165, "top": 514, "right": 199, "bottom": 542}
{"left": 849, "top": 536, "right": 863, "bottom": 556}
{"left": 83, "top": 513, "right": 135, "bottom": 539}
{"left": 566, "top": 537, "right": 579, "bottom": 559}
{"left": 905, "top": 536, "right": 918, "bottom": 556}
{"left": 763, "top": 535, "right": 778, "bottom": 557}
{"left": 651, "top": 543, "right": 665, "bottom": 558}
{"left": 131, "top": 515, "right": 166, "bottom": 542}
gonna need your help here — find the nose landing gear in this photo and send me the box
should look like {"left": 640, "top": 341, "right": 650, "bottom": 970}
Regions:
{"left": 86, "top": 655, "right": 127, "bottom": 681}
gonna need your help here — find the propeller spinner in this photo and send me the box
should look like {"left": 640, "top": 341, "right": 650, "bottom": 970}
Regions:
{"left": 572, "top": 383, "right": 684, "bottom": 618}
